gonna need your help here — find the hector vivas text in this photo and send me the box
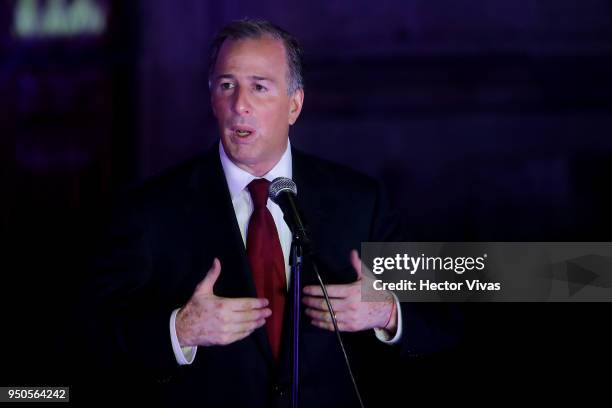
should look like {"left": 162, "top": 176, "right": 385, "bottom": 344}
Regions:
{"left": 370, "top": 253, "right": 501, "bottom": 292}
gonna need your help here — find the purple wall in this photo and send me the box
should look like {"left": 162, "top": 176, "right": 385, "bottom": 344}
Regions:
{"left": 135, "top": 0, "right": 612, "bottom": 240}
{"left": 3, "top": 0, "right": 612, "bottom": 396}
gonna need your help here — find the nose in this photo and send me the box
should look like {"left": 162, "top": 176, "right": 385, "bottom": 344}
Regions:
{"left": 232, "top": 86, "right": 252, "bottom": 115}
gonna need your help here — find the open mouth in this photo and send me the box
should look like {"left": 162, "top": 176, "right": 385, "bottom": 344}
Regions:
{"left": 235, "top": 129, "right": 252, "bottom": 137}
{"left": 231, "top": 125, "right": 255, "bottom": 138}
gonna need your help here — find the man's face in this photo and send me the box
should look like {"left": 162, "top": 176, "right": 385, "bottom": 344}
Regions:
{"left": 210, "top": 35, "right": 304, "bottom": 176}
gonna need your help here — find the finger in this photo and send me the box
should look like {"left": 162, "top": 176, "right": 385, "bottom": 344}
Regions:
{"left": 302, "top": 283, "right": 352, "bottom": 298}
{"left": 350, "top": 249, "right": 364, "bottom": 281}
{"left": 195, "top": 258, "right": 221, "bottom": 295}
{"left": 311, "top": 318, "right": 361, "bottom": 332}
{"left": 228, "top": 308, "right": 272, "bottom": 323}
{"left": 302, "top": 296, "right": 351, "bottom": 312}
{"left": 305, "top": 308, "right": 337, "bottom": 322}
{"left": 233, "top": 329, "right": 257, "bottom": 341}
{"left": 218, "top": 326, "right": 261, "bottom": 345}
{"left": 225, "top": 297, "right": 270, "bottom": 311}
{"left": 310, "top": 319, "right": 345, "bottom": 332}
{"left": 228, "top": 318, "right": 266, "bottom": 333}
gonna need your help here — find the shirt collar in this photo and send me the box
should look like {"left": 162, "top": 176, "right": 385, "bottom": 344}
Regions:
{"left": 219, "top": 140, "right": 293, "bottom": 200}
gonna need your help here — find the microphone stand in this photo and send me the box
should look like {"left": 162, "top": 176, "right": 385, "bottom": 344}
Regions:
{"left": 289, "top": 232, "right": 303, "bottom": 408}
{"left": 274, "top": 183, "right": 364, "bottom": 408}
{"left": 288, "top": 233, "right": 364, "bottom": 408}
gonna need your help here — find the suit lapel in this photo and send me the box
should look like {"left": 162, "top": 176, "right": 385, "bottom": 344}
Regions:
{"left": 291, "top": 149, "right": 334, "bottom": 285}
{"left": 187, "top": 147, "right": 274, "bottom": 366}
{"left": 185, "top": 146, "right": 340, "bottom": 372}
{"left": 275, "top": 149, "right": 334, "bottom": 376}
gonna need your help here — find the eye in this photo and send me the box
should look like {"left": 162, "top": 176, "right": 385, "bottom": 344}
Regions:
{"left": 220, "top": 82, "right": 235, "bottom": 90}
{"left": 254, "top": 84, "right": 267, "bottom": 92}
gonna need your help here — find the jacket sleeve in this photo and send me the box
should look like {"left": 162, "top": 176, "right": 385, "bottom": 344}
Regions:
{"left": 80, "top": 194, "right": 180, "bottom": 381}
{"left": 369, "top": 181, "right": 465, "bottom": 358}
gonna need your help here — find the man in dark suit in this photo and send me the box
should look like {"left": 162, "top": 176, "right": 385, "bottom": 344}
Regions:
{"left": 85, "top": 19, "right": 461, "bottom": 407}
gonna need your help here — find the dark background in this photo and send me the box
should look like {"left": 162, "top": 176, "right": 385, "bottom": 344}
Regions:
{"left": 2, "top": 0, "right": 611, "bottom": 404}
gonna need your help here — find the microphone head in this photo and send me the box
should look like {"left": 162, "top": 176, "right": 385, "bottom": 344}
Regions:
{"left": 268, "top": 177, "right": 297, "bottom": 203}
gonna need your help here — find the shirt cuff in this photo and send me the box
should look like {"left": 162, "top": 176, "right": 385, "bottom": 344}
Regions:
{"left": 373, "top": 293, "right": 402, "bottom": 344}
{"left": 170, "top": 308, "right": 197, "bottom": 365}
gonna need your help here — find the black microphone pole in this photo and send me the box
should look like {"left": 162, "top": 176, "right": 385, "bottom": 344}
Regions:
{"left": 269, "top": 178, "right": 365, "bottom": 408}
{"left": 289, "top": 229, "right": 303, "bottom": 408}
{"left": 269, "top": 177, "right": 308, "bottom": 408}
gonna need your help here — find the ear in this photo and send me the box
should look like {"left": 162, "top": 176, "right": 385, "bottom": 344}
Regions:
{"left": 288, "top": 88, "right": 304, "bottom": 125}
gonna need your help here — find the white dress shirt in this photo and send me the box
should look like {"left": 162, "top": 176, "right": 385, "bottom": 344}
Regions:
{"left": 170, "top": 140, "right": 402, "bottom": 365}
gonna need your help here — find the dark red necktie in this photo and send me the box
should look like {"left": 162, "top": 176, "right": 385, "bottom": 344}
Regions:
{"left": 246, "top": 178, "right": 286, "bottom": 360}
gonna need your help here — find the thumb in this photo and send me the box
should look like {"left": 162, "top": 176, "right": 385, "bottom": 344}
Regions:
{"left": 195, "top": 258, "right": 221, "bottom": 295}
{"left": 350, "top": 249, "right": 364, "bottom": 281}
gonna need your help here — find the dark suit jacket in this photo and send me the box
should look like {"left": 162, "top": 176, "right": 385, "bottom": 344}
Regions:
{"left": 81, "top": 144, "right": 462, "bottom": 407}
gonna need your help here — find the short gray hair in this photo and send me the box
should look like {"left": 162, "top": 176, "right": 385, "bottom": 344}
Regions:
{"left": 208, "top": 19, "right": 304, "bottom": 95}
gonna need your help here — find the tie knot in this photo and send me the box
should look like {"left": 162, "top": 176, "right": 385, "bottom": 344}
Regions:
{"left": 247, "top": 178, "right": 271, "bottom": 210}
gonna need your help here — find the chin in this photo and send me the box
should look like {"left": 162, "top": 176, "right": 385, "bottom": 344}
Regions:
{"left": 228, "top": 148, "right": 262, "bottom": 165}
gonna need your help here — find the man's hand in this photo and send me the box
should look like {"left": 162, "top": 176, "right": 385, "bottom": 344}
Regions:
{"left": 176, "top": 258, "right": 271, "bottom": 347}
{"left": 302, "top": 250, "right": 397, "bottom": 333}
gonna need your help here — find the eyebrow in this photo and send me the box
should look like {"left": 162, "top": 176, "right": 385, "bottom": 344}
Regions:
{"left": 215, "top": 74, "right": 276, "bottom": 83}
{"left": 251, "top": 75, "right": 275, "bottom": 83}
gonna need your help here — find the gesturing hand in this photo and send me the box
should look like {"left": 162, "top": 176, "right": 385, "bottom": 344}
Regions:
{"left": 176, "top": 258, "right": 271, "bottom": 347}
{"left": 302, "top": 250, "right": 397, "bottom": 333}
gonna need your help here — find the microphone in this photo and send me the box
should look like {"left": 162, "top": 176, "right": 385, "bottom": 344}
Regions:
{"left": 268, "top": 176, "right": 365, "bottom": 408}
{"left": 268, "top": 177, "right": 310, "bottom": 246}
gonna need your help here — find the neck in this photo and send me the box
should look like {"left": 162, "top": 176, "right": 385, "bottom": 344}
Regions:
{"left": 236, "top": 161, "right": 276, "bottom": 177}
{"left": 222, "top": 139, "right": 289, "bottom": 178}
